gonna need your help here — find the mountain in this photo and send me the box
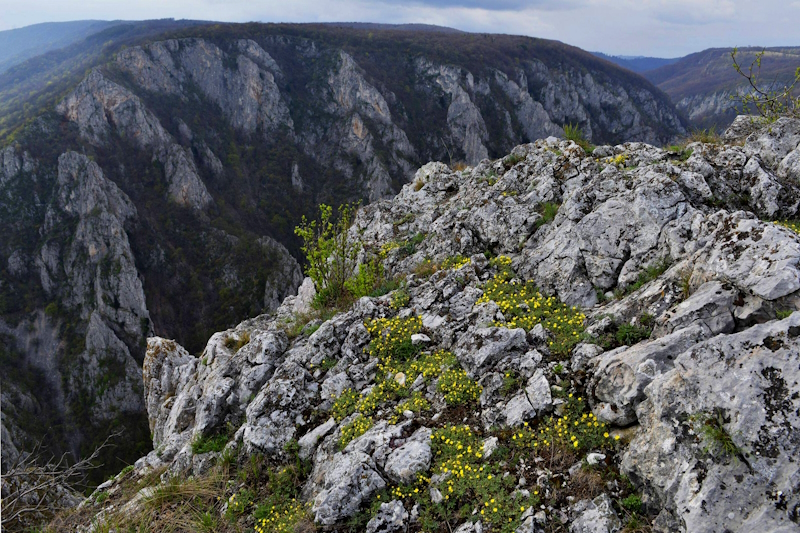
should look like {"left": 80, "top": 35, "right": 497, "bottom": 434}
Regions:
{"left": 27, "top": 116, "right": 800, "bottom": 533}
{"left": 0, "top": 20, "right": 124, "bottom": 74}
{"left": 642, "top": 46, "right": 800, "bottom": 129}
{"left": 321, "top": 22, "right": 464, "bottom": 33}
{"left": 0, "top": 19, "right": 212, "bottom": 139}
{"left": 592, "top": 51, "right": 679, "bottom": 73}
{"left": 0, "top": 21, "right": 686, "bottom": 488}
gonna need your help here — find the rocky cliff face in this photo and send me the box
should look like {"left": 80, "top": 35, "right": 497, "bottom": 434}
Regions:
{"left": 47, "top": 117, "right": 800, "bottom": 533}
{"left": 0, "top": 140, "right": 301, "bottom": 483}
{"left": 105, "top": 34, "right": 683, "bottom": 199}
{"left": 1, "top": 26, "right": 687, "bottom": 481}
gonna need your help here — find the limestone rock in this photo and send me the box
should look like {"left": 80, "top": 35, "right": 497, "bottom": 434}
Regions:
{"left": 569, "top": 494, "right": 621, "bottom": 533}
{"left": 622, "top": 314, "right": 800, "bottom": 532}
{"left": 366, "top": 500, "right": 408, "bottom": 533}
{"left": 384, "top": 440, "right": 432, "bottom": 484}
{"left": 311, "top": 451, "right": 386, "bottom": 526}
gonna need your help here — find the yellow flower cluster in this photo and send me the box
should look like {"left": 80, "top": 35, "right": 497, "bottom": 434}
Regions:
{"left": 404, "top": 350, "right": 456, "bottom": 381}
{"left": 381, "top": 241, "right": 401, "bottom": 257}
{"left": 775, "top": 220, "right": 800, "bottom": 234}
{"left": 356, "top": 379, "right": 404, "bottom": 414}
{"left": 228, "top": 491, "right": 249, "bottom": 514}
{"left": 365, "top": 315, "right": 423, "bottom": 364}
{"left": 605, "top": 153, "right": 628, "bottom": 167}
{"left": 395, "top": 391, "right": 431, "bottom": 415}
{"left": 441, "top": 255, "right": 471, "bottom": 271}
{"left": 437, "top": 368, "right": 482, "bottom": 406}
{"left": 390, "top": 483, "right": 424, "bottom": 500}
{"left": 254, "top": 500, "right": 309, "bottom": 533}
{"left": 423, "top": 425, "right": 540, "bottom": 533}
{"left": 509, "top": 396, "right": 617, "bottom": 453}
{"left": 431, "top": 425, "right": 482, "bottom": 464}
{"left": 331, "top": 388, "right": 359, "bottom": 422}
{"left": 339, "top": 415, "right": 373, "bottom": 448}
{"left": 477, "top": 275, "right": 586, "bottom": 356}
{"left": 489, "top": 255, "right": 513, "bottom": 270}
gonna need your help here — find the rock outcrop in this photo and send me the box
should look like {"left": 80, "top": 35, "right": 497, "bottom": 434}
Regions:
{"left": 57, "top": 69, "right": 212, "bottom": 210}
{"left": 63, "top": 116, "right": 800, "bottom": 533}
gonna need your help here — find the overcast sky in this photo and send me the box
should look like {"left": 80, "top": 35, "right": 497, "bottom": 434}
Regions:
{"left": 0, "top": 0, "right": 797, "bottom": 57}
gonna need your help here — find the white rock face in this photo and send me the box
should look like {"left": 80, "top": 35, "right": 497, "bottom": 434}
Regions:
{"left": 366, "top": 499, "right": 408, "bottom": 533}
{"left": 57, "top": 69, "right": 212, "bottom": 210}
{"left": 622, "top": 314, "right": 800, "bottom": 532}
{"left": 384, "top": 440, "right": 432, "bottom": 484}
{"left": 312, "top": 451, "right": 386, "bottom": 526}
{"left": 569, "top": 494, "right": 621, "bottom": 533}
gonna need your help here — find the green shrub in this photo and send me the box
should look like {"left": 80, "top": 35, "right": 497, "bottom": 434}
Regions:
{"left": 503, "top": 153, "right": 524, "bottom": 167}
{"left": 535, "top": 202, "right": 560, "bottom": 229}
{"left": 345, "top": 257, "right": 383, "bottom": 298}
{"left": 564, "top": 123, "right": 594, "bottom": 153}
{"left": 191, "top": 433, "right": 229, "bottom": 454}
{"left": 615, "top": 323, "right": 651, "bottom": 346}
{"left": 620, "top": 494, "right": 643, "bottom": 514}
{"left": 295, "top": 203, "right": 360, "bottom": 306}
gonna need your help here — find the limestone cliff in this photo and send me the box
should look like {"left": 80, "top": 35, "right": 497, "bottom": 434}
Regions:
{"left": 41, "top": 116, "right": 800, "bottom": 533}
{"left": 2, "top": 24, "right": 686, "bottom": 507}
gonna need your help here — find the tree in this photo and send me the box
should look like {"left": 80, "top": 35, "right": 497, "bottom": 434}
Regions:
{"left": 294, "top": 203, "right": 360, "bottom": 306}
{"left": 731, "top": 47, "right": 800, "bottom": 120}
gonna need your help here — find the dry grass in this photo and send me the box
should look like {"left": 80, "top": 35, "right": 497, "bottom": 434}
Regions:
{"left": 224, "top": 330, "right": 251, "bottom": 352}
{"left": 539, "top": 443, "right": 580, "bottom": 472}
{"left": 44, "top": 466, "right": 239, "bottom": 533}
{"left": 412, "top": 259, "right": 440, "bottom": 278}
{"left": 568, "top": 468, "right": 606, "bottom": 501}
{"left": 687, "top": 128, "right": 721, "bottom": 144}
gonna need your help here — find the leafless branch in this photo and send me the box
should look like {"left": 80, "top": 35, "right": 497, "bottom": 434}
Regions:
{"left": 1, "top": 431, "right": 121, "bottom": 529}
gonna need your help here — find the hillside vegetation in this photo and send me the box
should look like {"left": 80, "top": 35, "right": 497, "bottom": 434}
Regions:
{"left": 643, "top": 46, "right": 800, "bottom": 128}
{"left": 0, "top": 20, "right": 124, "bottom": 74}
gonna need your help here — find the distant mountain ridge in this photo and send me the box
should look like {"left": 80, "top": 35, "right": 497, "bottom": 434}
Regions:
{"left": 591, "top": 51, "right": 679, "bottom": 73}
{"left": 0, "top": 20, "right": 124, "bottom": 74}
{"left": 642, "top": 46, "right": 800, "bottom": 129}
{"left": 320, "top": 22, "right": 464, "bottom": 33}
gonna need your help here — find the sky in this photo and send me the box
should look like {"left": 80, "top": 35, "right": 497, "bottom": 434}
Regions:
{"left": 0, "top": 0, "right": 797, "bottom": 57}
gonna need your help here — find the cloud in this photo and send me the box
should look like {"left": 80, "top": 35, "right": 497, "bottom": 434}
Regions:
{"left": 374, "top": 0, "right": 582, "bottom": 11}
{"left": 0, "top": 0, "right": 796, "bottom": 57}
{"left": 643, "top": 0, "right": 737, "bottom": 25}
